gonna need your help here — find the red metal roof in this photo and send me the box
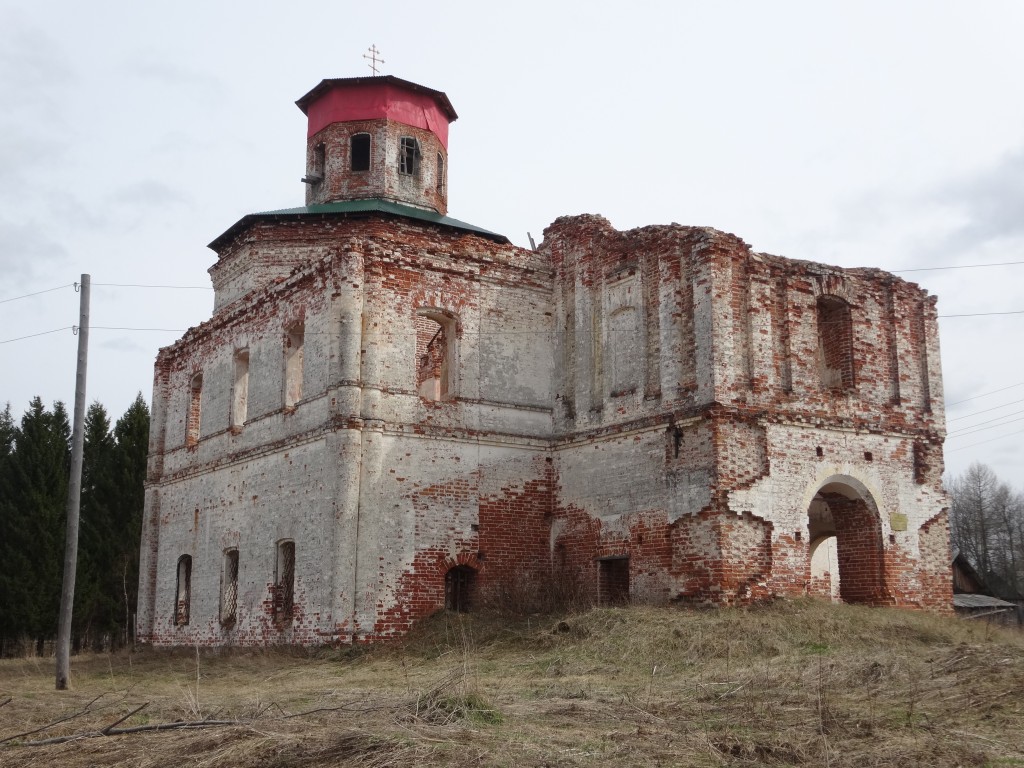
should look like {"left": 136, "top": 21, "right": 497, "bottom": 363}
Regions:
{"left": 295, "top": 76, "right": 458, "bottom": 145}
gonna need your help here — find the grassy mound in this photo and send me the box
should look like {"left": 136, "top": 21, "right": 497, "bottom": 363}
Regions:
{"left": 1, "top": 600, "right": 1022, "bottom": 766}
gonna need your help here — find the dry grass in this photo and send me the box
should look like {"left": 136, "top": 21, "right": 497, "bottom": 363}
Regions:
{"left": 1, "top": 599, "right": 1023, "bottom": 767}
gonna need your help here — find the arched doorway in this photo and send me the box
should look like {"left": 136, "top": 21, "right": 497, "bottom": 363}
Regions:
{"left": 806, "top": 478, "right": 887, "bottom": 605}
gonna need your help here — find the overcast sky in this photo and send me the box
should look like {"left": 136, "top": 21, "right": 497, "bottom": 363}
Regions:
{"left": 2, "top": 1, "right": 1023, "bottom": 486}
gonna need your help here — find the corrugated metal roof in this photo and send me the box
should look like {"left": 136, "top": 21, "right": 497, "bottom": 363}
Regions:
{"left": 208, "top": 199, "right": 509, "bottom": 250}
{"left": 952, "top": 593, "right": 1017, "bottom": 609}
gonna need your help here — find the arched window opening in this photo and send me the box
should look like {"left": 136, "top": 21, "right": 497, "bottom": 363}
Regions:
{"left": 284, "top": 323, "right": 304, "bottom": 407}
{"left": 186, "top": 373, "right": 202, "bottom": 447}
{"left": 415, "top": 310, "right": 456, "bottom": 401}
{"left": 232, "top": 349, "right": 249, "bottom": 428}
{"left": 436, "top": 152, "right": 445, "bottom": 194}
{"left": 399, "top": 136, "right": 421, "bottom": 176}
{"left": 220, "top": 549, "right": 239, "bottom": 627}
{"left": 275, "top": 540, "right": 295, "bottom": 625}
{"left": 816, "top": 296, "right": 854, "bottom": 391}
{"left": 351, "top": 133, "right": 371, "bottom": 172}
{"left": 445, "top": 565, "right": 476, "bottom": 612}
{"left": 175, "top": 555, "right": 192, "bottom": 626}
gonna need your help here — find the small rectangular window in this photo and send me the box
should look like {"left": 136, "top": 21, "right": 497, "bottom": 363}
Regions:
{"left": 399, "top": 136, "right": 420, "bottom": 175}
{"left": 175, "top": 555, "right": 192, "bottom": 626}
{"left": 220, "top": 549, "right": 239, "bottom": 627}
{"left": 351, "top": 133, "right": 371, "bottom": 171}
{"left": 275, "top": 540, "right": 295, "bottom": 625}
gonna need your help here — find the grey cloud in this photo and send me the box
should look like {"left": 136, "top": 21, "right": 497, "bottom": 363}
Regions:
{"left": 126, "top": 58, "right": 225, "bottom": 103}
{"left": 0, "top": 219, "right": 69, "bottom": 281}
{"left": 108, "top": 180, "right": 191, "bottom": 208}
{"left": 935, "top": 149, "right": 1024, "bottom": 247}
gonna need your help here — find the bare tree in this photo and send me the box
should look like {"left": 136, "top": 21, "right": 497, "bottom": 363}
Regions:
{"left": 948, "top": 463, "right": 1024, "bottom": 598}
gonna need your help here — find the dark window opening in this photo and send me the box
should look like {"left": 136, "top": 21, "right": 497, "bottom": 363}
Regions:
{"left": 816, "top": 295, "right": 855, "bottom": 392}
{"left": 175, "top": 555, "right": 192, "bottom": 626}
{"left": 599, "top": 557, "right": 630, "bottom": 605}
{"left": 351, "top": 133, "right": 370, "bottom": 171}
{"left": 221, "top": 549, "right": 239, "bottom": 627}
{"left": 399, "top": 136, "right": 421, "bottom": 175}
{"left": 186, "top": 373, "right": 202, "bottom": 447}
{"left": 436, "top": 152, "right": 445, "bottom": 194}
{"left": 445, "top": 565, "right": 476, "bottom": 612}
{"left": 275, "top": 540, "right": 295, "bottom": 625}
{"left": 864, "top": 451, "right": 873, "bottom": 462}
{"left": 816, "top": 446, "right": 823, "bottom": 457}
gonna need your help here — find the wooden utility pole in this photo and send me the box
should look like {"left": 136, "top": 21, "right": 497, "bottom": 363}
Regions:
{"left": 56, "top": 274, "right": 89, "bottom": 690}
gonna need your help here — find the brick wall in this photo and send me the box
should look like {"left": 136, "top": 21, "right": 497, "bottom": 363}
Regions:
{"left": 139, "top": 206, "right": 952, "bottom": 646}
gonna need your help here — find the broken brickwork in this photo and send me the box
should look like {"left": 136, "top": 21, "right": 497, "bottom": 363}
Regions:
{"left": 137, "top": 76, "right": 951, "bottom": 647}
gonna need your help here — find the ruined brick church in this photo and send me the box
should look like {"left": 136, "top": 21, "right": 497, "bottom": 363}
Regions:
{"left": 137, "top": 75, "right": 952, "bottom": 646}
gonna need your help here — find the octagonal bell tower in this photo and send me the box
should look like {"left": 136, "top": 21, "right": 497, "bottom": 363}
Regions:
{"left": 296, "top": 76, "right": 457, "bottom": 215}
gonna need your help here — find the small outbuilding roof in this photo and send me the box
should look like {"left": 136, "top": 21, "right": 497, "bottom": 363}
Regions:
{"left": 952, "top": 593, "right": 1017, "bottom": 610}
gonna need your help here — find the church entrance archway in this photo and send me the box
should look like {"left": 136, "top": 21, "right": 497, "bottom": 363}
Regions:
{"left": 806, "top": 478, "right": 887, "bottom": 605}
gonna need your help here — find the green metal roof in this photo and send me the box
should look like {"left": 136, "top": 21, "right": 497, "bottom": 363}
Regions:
{"left": 208, "top": 199, "right": 508, "bottom": 250}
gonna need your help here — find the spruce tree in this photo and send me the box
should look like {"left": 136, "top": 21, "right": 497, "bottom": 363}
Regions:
{"left": 0, "top": 399, "right": 70, "bottom": 652}
{"left": 111, "top": 394, "right": 150, "bottom": 647}
{"left": 0, "top": 404, "right": 18, "bottom": 652}
{"left": 77, "top": 401, "right": 117, "bottom": 649}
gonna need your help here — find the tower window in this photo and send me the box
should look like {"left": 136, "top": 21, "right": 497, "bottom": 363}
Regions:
{"left": 399, "top": 136, "right": 420, "bottom": 175}
{"left": 175, "top": 555, "right": 192, "bottom": 626}
{"left": 351, "top": 133, "right": 370, "bottom": 172}
{"left": 436, "top": 152, "right": 445, "bottom": 194}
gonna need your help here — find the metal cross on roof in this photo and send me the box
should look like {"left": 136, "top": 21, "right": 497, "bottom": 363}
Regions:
{"left": 363, "top": 44, "right": 385, "bottom": 76}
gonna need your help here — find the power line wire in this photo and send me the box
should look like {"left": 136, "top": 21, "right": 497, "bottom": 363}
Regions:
{"left": 946, "top": 411, "right": 1024, "bottom": 438}
{"left": 893, "top": 260, "right": 1024, "bottom": 273}
{"left": 90, "top": 326, "right": 187, "bottom": 332}
{"left": 939, "top": 310, "right": 1024, "bottom": 318}
{"left": 0, "top": 326, "right": 187, "bottom": 345}
{"left": 947, "top": 397, "right": 1024, "bottom": 422}
{"left": 947, "top": 382, "right": 1024, "bottom": 406}
{"left": 0, "top": 284, "right": 75, "bottom": 304}
{"left": 0, "top": 327, "right": 74, "bottom": 345}
{"left": 946, "top": 427, "right": 1024, "bottom": 453}
{"left": 92, "top": 283, "right": 212, "bottom": 290}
